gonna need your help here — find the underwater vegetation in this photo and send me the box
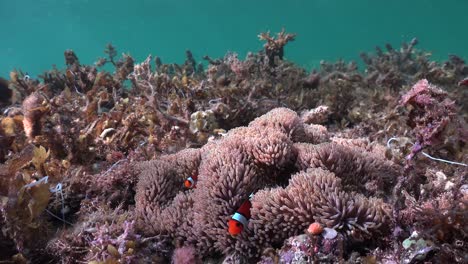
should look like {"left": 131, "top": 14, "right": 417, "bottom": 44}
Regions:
{"left": 0, "top": 30, "right": 467, "bottom": 263}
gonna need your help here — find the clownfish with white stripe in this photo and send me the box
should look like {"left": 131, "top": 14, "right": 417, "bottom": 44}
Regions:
{"left": 184, "top": 173, "right": 198, "bottom": 189}
{"left": 228, "top": 193, "right": 254, "bottom": 236}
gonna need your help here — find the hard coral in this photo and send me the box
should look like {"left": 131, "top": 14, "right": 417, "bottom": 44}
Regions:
{"left": 135, "top": 107, "right": 399, "bottom": 261}
{"left": 258, "top": 29, "right": 296, "bottom": 66}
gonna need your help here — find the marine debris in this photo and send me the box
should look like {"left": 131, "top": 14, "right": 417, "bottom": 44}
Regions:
{"left": 0, "top": 31, "right": 467, "bottom": 263}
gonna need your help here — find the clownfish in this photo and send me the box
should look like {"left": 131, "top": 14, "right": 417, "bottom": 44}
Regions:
{"left": 228, "top": 193, "right": 254, "bottom": 236}
{"left": 458, "top": 77, "right": 468, "bottom": 86}
{"left": 184, "top": 174, "right": 198, "bottom": 189}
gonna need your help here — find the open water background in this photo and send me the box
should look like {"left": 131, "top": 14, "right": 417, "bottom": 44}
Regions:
{"left": 1, "top": 0, "right": 467, "bottom": 77}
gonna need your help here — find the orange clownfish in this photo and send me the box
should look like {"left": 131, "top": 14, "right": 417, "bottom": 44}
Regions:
{"left": 184, "top": 174, "right": 198, "bottom": 189}
{"left": 228, "top": 193, "right": 254, "bottom": 236}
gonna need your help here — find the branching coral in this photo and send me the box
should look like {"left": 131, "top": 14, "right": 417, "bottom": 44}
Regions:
{"left": 359, "top": 38, "right": 467, "bottom": 88}
{"left": 258, "top": 29, "right": 296, "bottom": 66}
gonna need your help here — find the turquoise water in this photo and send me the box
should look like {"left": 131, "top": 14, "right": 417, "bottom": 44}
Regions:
{"left": 2, "top": 0, "right": 468, "bottom": 77}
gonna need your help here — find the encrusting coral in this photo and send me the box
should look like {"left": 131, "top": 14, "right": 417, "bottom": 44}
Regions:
{"left": 135, "top": 107, "right": 400, "bottom": 260}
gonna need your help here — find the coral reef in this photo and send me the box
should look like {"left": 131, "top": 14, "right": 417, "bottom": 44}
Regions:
{"left": 0, "top": 31, "right": 466, "bottom": 263}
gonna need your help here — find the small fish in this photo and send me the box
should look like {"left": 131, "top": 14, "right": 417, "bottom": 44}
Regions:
{"left": 458, "top": 77, "right": 468, "bottom": 86}
{"left": 228, "top": 193, "right": 254, "bottom": 236}
{"left": 184, "top": 174, "right": 198, "bottom": 189}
